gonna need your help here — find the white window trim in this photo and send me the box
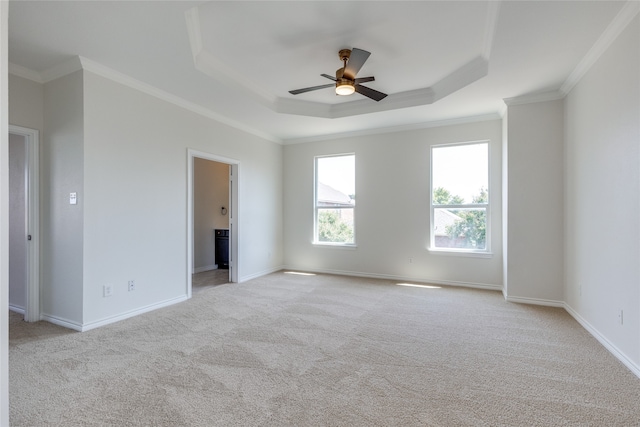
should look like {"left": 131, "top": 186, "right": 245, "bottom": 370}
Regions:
{"left": 429, "top": 140, "right": 491, "bottom": 255}
{"left": 313, "top": 153, "right": 356, "bottom": 247}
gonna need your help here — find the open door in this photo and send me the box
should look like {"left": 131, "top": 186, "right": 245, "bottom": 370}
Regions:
{"left": 187, "top": 149, "right": 239, "bottom": 298}
{"left": 8, "top": 125, "right": 39, "bottom": 322}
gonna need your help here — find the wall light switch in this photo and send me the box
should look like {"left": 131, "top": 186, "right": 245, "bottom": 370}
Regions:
{"left": 70, "top": 192, "right": 77, "bottom": 205}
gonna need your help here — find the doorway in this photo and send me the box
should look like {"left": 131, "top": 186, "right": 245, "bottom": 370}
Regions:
{"left": 8, "top": 125, "right": 39, "bottom": 322}
{"left": 187, "top": 149, "right": 239, "bottom": 297}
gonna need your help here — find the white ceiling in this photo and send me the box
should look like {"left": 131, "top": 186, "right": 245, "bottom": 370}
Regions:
{"left": 7, "top": 1, "right": 633, "bottom": 143}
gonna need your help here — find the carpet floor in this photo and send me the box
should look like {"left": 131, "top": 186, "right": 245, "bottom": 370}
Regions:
{"left": 9, "top": 271, "right": 640, "bottom": 426}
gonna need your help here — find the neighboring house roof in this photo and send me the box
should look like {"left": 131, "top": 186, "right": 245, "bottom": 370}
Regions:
{"left": 434, "top": 209, "right": 461, "bottom": 236}
{"left": 318, "top": 183, "right": 353, "bottom": 207}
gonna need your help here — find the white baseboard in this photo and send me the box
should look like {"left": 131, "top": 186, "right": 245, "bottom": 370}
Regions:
{"left": 504, "top": 295, "right": 564, "bottom": 307}
{"left": 193, "top": 264, "right": 217, "bottom": 274}
{"left": 239, "top": 265, "right": 285, "bottom": 283}
{"left": 280, "top": 265, "right": 501, "bottom": 291}
{"left": 79, "top": 295, "right": 189, "bottom": 332}
{"left": 41, "top": 314, "right": 83, "bottom": 331}
{"left": 564, "top": 303, "right": 640, "bottom": 379}
{"left": 42, "top": 295, "right": 189, "bottom": 332}
{"left": 8, "top": 305, "right": 25, "bottom": 315}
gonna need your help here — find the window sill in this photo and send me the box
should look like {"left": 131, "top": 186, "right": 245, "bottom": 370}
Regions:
{"left": 313, "top": 242, "right": 358, "bottom": 250}
{"left": 428, "top": 248, "right": 493, "bottom": 258}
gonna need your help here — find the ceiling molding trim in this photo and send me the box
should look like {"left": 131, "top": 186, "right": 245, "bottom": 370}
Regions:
{"left": 482, "top": 1, "right": 501, "bottom": 59}
{"left": 194, "top": 51, "right": 277, "bottom": 106}
{"left": 185, "top": 7, "right": 277, "bottom": 107}
{"left": 184, "top": 7, "right": 202, "bottom": 59}
{"left": 8, "top": 62, "right": 43, "bottom": 83}
{"left": 274, "top": 98, "right": 333, "bottom": 118}
{"left": 40, "top": 56, "right": 83, "bottom": 83}
{"left": 560, "top": 0, "right": 640, "bottom": 95}
{"left": 78, "top": 56, "right": 282, "bottom": 144}
{"left": 431, "top": 56, "right": 488, "bottom": 103}
{"left": 186, "top": 3, "right": 490, "bottom": 120}
{"left": 503, "top": 90, "right": 564, "bottom": 106}
{"left": 275, "top": 87, "right": 437, "bottom": 118}
{"left": 497, "top": 101, "right": 507, "bottom": 118}
{"left": 283, "top": 112, "right": 503, "bottom": 145}
{"left": 277, "top": 57, "right": 487, "bottom": 119}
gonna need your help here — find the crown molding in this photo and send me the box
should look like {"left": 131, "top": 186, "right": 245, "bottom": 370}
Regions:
{"left": 560, "top": 0, "right": 640, "bottom": 95}
{"left": 503, "top": 91, "right": 565, "bottom": 106}
{"left": 282, "top": 112, "right": 502, "bottom": 145}
{"left": 40, "top": 56, "right": 82, "bottom": 83}
{"left": 79, "top": 57, "right": 282, "bottom": 144}
{"left": 9, "top": 57, "right": 83, "bottom": 83}
{"left": 185, "top": 3, "right": 494, "bottom": 120}
{"left": 8, "top": 62, "right": 43, "bottom": 83}
{"left": 9, "top": 55, "right": 282, "bottom": 144}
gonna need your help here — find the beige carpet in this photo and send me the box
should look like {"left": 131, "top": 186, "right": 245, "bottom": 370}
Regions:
{"left": 9, "top": 272, "right": 640, "bottom": 426}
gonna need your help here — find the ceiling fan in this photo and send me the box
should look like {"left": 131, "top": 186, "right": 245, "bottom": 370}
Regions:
{"left": 289, "top": 48, "right": 388, "bottom": 102}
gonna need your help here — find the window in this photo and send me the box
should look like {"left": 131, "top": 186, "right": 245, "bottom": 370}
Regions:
{"left": 431, "top": 141, "right": 489, "bottom": 252}
{"left": 314, "top": 154, "right": 355, "bottom": 245}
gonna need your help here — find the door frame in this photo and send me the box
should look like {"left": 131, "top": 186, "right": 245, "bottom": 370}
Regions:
{"left": 187, "top": 149, "right": 239, "bottom": 298}
{"left": 8, "top": 125, "right": 39, "bottom": 322}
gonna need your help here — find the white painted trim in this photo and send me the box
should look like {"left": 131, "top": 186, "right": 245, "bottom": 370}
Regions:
{"left": 281, "top": 266, "right": 502, "bottom": 292}
{"left": 40, "top": 57, "right": 82, "bottom": 83}
{"left": 503, "top": 91, "right": 565, "bottom": 106}
{"left": 238, "top": 265, "right": 285, "bottom": 283}
{"left": 8, "top": 62, "right": 43, "bottom": 83}
{"left": 193, "top": 264, "right": 217, "bottom": 274}
{"left": 564, "top": 303, "right": 640, "bottom": 379}
{"left": 78, "top": 57, "right": 281, "bottom": 144}
{"left": 79, "top": 295, "right": 189, "bottom": 332}
{"left": 560, "top": 1, "right": 640, "bottom": 95}
{"left": 504, "top": 295, "right": 564, "bottom": 308}
{"left": 40, "top": 313, "right": 83, "bottom": 332}
{"left": 427, "top": 249, "right": 493, "bottom": 259}
{"left": 187, "top": 149, "right": 240, "bottom": 299}
{"left": 283, "top": 113, "right": 502, "bottom": 145}
{"left": 185, "top": 4, "right": 489, "bottom": 120}
{"left": 8, "top": 305, "right": 24, "bottom": 315}
{"left": 9, "top": 125, "right": 40, "bottom": 323}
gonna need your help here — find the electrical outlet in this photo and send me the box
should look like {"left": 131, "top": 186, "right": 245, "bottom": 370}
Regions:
{"left": 128, "top": 280, "right": 135, "bottom": 292}
{"left": 103, "top": 284, "right": 113, "bottom": 297}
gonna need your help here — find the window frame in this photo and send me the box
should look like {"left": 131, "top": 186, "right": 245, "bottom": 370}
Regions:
{"left": 313, "top": 153, "right": 356, "bottom": 247}
{"left": 429, "top": 140, "right": 491, "bottom": 256}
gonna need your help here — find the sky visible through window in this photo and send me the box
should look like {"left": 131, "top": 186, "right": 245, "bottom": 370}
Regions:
{"left": 317, "top": 155, "right": 355, "bottom": 196}
{"left": 432, "top": 143, "right": 488, "bottom": 203}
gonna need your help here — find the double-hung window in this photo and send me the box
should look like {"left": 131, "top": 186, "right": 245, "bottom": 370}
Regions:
{"left": 430, "top": 141, "right": 489, "bottom": 252}
{"left": 314, "top": 154, "right": 355, "bottom": 245}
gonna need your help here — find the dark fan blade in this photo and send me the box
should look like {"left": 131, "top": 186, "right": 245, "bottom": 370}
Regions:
{"left": 321, "top": 73, "right": 336, "bottom": 81}
{"left": 289, "top": 83, "right": 334, "bottom": 95}
{"left": 354, "top": 84, "right": 387, "bottom": 102}
{"left": 344, "top": 48, "right": 371, "bottom": 80}
{"left": 355, "top": 76, "right": 375, "bottom": 84}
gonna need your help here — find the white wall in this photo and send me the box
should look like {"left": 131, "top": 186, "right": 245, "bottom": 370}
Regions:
{"left": 564, "top": 16, "right": 640, "bottom": 367}
{"left": 8, "top": 133, "right": 26, "bottom": 311}
{"left": 81, "top": 71, "right": 283, "bottom": 327}
{"left": 41, "top": 70, "right": 85, "bottom": 327}
{"left": 504, "top": 99, "right": 564, "bottom": 304}
{"left": 284, "top": 120, "right": 503, "bottom": 288}
{"left": 194, "top": 158, "right": 229, "bottom": 271}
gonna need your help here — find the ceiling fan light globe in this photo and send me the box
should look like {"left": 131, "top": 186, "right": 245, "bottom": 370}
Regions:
{"left": 336, "top": 83, "right": 355, "bottom": 96}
